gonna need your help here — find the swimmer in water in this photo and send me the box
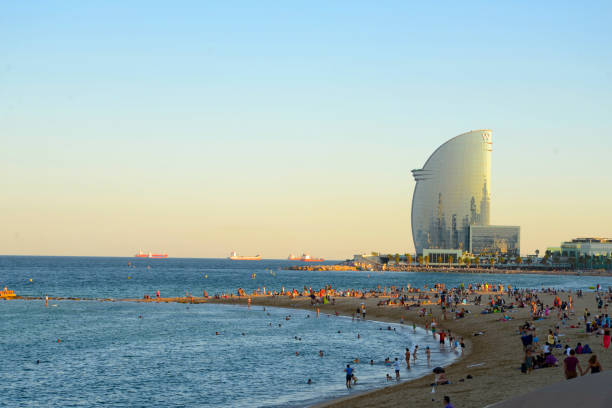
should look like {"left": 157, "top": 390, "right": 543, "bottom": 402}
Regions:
{"left": 370, "top": 359, "right": 374, "bottom": 365}
{"left": 426, "top": 346, "right": 431, "bottom": 365}
{"left": 307, "top": 378, "right": 312, "bottom": 384}
{"left": 319, "top": 350, "right": 324, "bottom": 357}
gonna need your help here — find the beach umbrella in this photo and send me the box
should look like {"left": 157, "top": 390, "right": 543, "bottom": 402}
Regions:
{"left": 433, "top": 367, "right": 445, "bottom": 374}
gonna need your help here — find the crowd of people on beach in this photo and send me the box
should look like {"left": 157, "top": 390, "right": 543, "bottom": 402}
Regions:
{"left": 517, "top": 288, "right": 610, "bottom": 380}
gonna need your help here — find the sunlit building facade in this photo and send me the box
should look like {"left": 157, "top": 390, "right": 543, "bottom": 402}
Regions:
{"left": 411, "top": 129, "right": 492, "bottom": 254}
{"left": 469, "top": 225, "right": 520, "bottom": 257}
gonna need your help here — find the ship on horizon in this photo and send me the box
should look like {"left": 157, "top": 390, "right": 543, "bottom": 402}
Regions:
{"left": 134, "top": 250, "right": 168, "bottom": 258}
{"left": 288, "top": 253, "right": 325, "bottom": 262}
{"left": 228, "top": 251, "right": 261, "bottom": 261}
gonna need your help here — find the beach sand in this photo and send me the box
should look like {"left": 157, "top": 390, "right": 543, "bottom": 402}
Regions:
{"left": 208, "top": 291, "right": 611, "bottom": 408}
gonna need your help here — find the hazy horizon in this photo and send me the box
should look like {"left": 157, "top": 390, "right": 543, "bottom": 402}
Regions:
{"left": 2, "top": 1, "right": 611, "bottom": 259}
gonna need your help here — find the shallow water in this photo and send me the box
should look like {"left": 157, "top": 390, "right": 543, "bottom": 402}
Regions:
{"left": 1, "top": 300, "right": 456, "bottom": 407}
{"left": 1, "top": 256, "right": 610, "bottom": 407}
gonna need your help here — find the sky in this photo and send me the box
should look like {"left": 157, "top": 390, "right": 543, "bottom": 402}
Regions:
{"left": 1, "top": 1, "right": 611, "bottom": 259}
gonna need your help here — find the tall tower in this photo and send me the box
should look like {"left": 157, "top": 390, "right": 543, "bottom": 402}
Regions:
{"left": 411, "top": 129, "right": 492, "bottom": 254}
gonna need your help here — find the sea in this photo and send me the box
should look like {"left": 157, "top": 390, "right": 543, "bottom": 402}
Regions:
{"left": 2, "top": 256, "right": 612, "bottom": 407}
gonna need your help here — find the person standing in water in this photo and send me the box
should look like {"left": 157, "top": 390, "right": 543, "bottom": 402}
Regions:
{"left": 45, "top": 295, "right": 48, "bottom": 307}
{"left": 405, "top": 348, "right": 411, "bottom": 369}
{"left": 426, "top": 346, "right": 431, "bottom": 366}
{"left": 413, "top": 345, "right": 419, "bottom": 363}
{"left": 344, "top": 364, "right": 354, "bottom": 389}
{"left": 393, "top": 357, "right": 401, "bottom": 380}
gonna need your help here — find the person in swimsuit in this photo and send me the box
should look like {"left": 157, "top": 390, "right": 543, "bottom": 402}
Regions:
{"left": 405, "top": 348, "right": 411, "bottom": 369}
{"left": 393, "top": 358, "right": 401, "bottom": 379}
{"left": 581, "top": 354, "right": 603, "bottom": 375}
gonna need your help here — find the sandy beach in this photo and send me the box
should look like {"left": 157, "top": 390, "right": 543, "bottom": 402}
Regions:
{"left": 204, "top": 290, "right": 611, "bottom": 408}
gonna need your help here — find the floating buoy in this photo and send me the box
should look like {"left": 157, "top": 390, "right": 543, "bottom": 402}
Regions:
{"left": 204, "top": 275, "right": 208, "bottom": 279}
{"left": 57, "top": 339, "right": 61, "bottom": 343}
{"left": 128, "top": 276, "right": 131, "bottom": 279}
{"left": 29, "top": 278, "right": 33, "bottom": 282}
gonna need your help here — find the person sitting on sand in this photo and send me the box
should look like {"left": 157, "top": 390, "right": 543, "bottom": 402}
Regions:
{"left": 433, "top": 372, "right": 449, "bottom": 385}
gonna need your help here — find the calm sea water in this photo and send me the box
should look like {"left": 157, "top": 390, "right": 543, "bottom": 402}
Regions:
{"left": 2, "top": 256, "right": 611, "bottom": 407}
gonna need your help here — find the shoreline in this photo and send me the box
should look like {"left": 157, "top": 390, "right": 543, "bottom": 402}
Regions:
{"left": 10, "top": 291, "right": 612, "bottom": 407}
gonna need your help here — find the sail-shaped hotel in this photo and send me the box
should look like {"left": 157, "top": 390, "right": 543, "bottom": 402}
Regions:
{"left": 411, "top": 130, "right": 493, "bottom": 254}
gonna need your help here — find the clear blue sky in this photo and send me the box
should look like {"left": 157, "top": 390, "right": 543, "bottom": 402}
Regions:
{"left": 2, "top": 1, "right": 611, "bottom": 258}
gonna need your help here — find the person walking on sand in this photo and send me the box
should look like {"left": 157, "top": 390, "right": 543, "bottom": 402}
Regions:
{"left": 564, "top": 349, "right": 582, "bottom": 379}
{"left": 443, "top": 395, "right": 454, "bottom": 408}
{"left": 344, "top": 364, "right": 354, "bottom": 389}
{"left": 581, "top": 354, "right": 603, "bottom": 375}
{"left": 393, "top": 357, "right": 401, "bottom": 380}
{"left": 603, "top": 328, "right": 610, "bottom": 351}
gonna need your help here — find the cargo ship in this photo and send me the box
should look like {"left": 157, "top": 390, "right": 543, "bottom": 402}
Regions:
{"left": 228, "top": 251, "right": 261, "bottom": 261}
{"left": 288, "top": 253, "right": 325, "bottom": 262}
{"left": 134, "top": 250, "right": 168, "bottom": 258}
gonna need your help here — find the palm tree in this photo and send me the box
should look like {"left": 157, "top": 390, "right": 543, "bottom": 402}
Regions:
{"left": 418, "top": 256, "right": 423, "bottom": 266}
{"left": 394, "top": 253, "right": 400, "bottom": 264}
{"left": 489, "top": 258, "right": 495, "bottom": 268}
{"left": 474, "top": 257, "right": 480, "bottom": 267}
{"left": 448, "top": 255, "right": 454, "bottom": 267}
{"left": 406, "top": 254, "right": 412, "bottom": 266}
{"left": 465, "top": 258, "right": 471, "bottom": 267}
{"left": 516, "top": 256, "right": 522, "bottom": 265}
{"left": 424, "top": 255, "right": 429, "bottom": 267}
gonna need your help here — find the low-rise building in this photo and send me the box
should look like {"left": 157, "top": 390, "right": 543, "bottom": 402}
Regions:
{"left": 469, "top": 225, "right": 520, "bottom": 257}
{"left": 560, "top": 238, "right": 612, "bottom": 258}
{"left": 422, "top": 248, "right": 462, "bottom": 265}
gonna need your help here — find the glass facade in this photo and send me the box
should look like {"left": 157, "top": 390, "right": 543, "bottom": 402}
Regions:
{"left": 469, "top": 225, "right": 520, "bottom": 257}
{"left": 411, "top": 130, "right": 492, "bottom": 254}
